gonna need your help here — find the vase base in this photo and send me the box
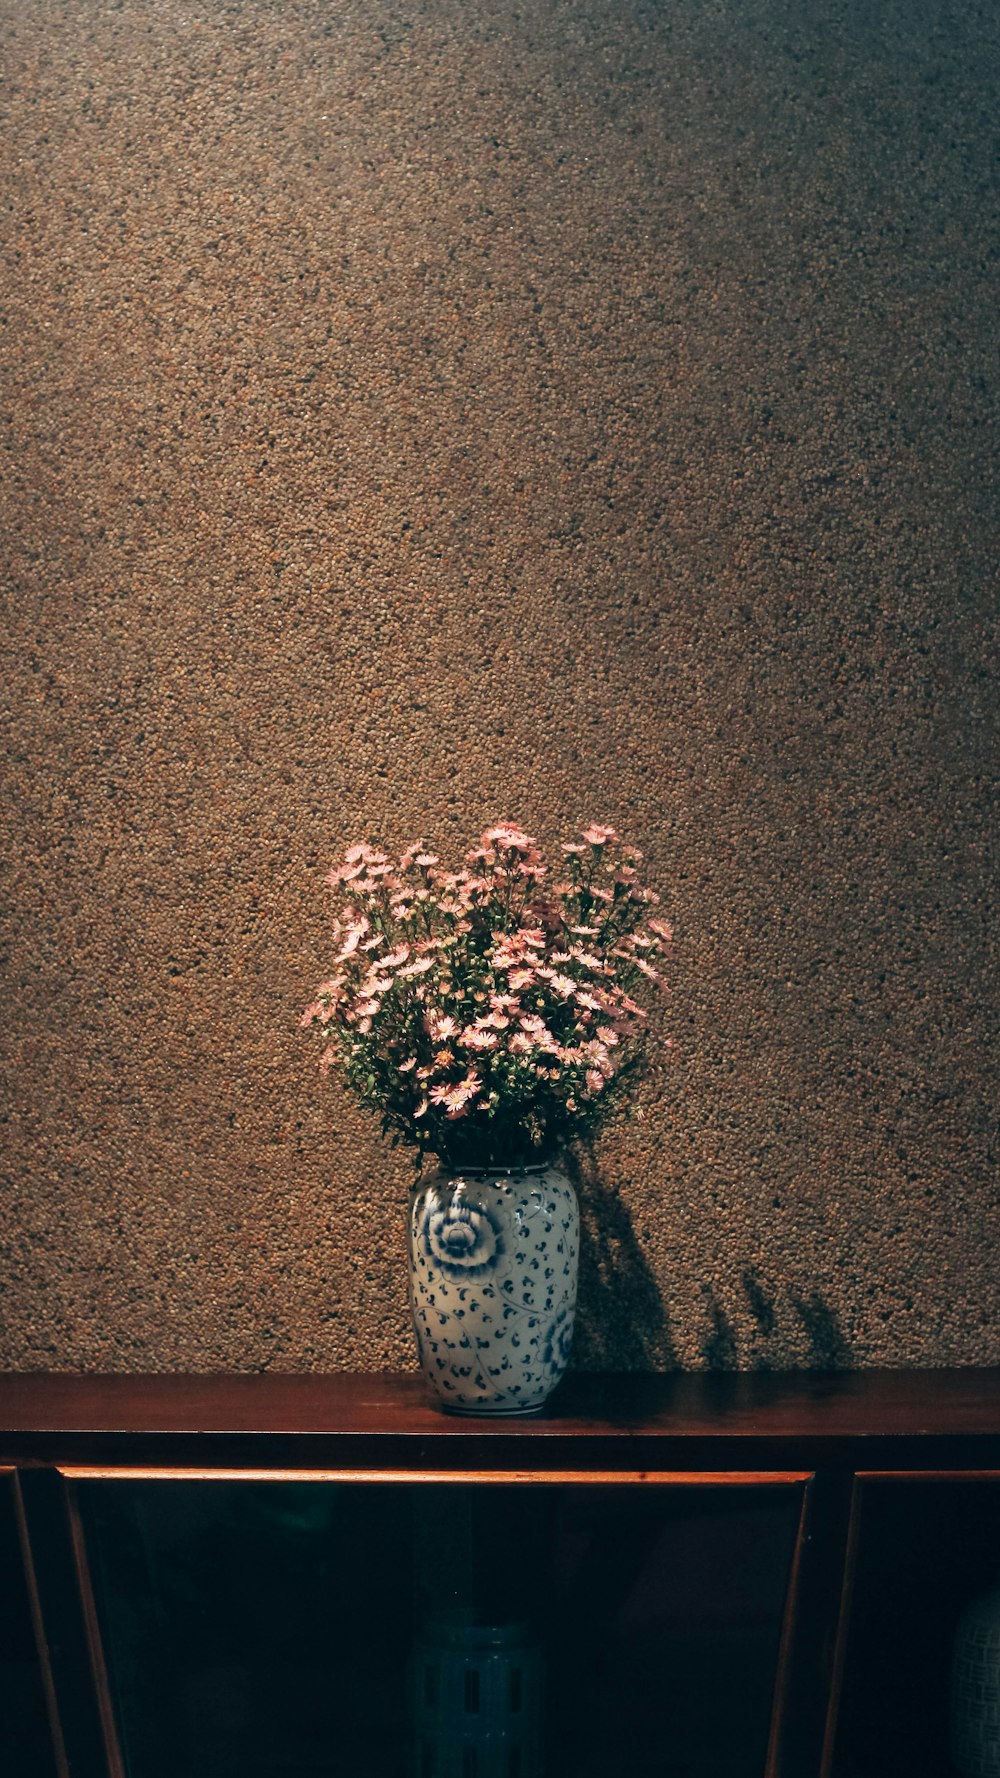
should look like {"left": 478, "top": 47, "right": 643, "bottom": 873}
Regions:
{"left": 437, "top": 1399, "right": 547, "bottom": 1418}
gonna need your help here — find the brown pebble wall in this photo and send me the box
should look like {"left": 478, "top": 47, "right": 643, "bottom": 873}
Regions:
{"left": 1, "top": 0, "right": 996, "bottom": 1373}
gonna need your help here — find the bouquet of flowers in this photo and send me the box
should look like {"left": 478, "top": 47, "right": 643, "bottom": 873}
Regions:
{"left": 302, "top": 823, "right": 670, "bottom": 1170}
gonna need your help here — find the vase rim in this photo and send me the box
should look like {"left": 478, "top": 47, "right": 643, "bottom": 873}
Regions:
{"left": 430, "top": 1156, "right": 558, "bottom": 1178}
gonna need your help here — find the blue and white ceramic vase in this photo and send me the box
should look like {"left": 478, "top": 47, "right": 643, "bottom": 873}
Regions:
{"left": 953, "top": 1580, "right": 1000, "bottom": 1776}
{"left": 408, "top": 1159, "right": 578, "bottom": 1415}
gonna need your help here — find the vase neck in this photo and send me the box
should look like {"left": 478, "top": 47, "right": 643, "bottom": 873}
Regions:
{"left": 435, "top": 1158, "right": 557, "bottom": 1178}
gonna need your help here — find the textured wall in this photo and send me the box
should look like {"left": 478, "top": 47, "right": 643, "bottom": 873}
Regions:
{"left": 1, "top": 0, "right": 996, "bottom": 1373}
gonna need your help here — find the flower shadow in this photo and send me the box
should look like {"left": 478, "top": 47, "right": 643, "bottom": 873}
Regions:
{"left": 565, "top": 1151, "right": 679, "bottom": 1371}
{"left": 698, "top": 1274, "right": 852, "bottom": 1370}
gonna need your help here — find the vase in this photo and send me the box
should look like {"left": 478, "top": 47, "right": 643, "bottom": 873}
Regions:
{"left": 952, "top": 1580, "right": 1000, "bottom": 1776}
{"left": 408, "top": 1159, "right": 579, "bottom": 1415}
{"left": 409, "top": 1610, "right": 544, "bottom": 1778}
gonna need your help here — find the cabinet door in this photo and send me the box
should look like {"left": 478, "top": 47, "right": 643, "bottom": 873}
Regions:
{"left": 74, "top": 1474, "right": 808, "bottom": 1778}
{"left": 0, "top": 1472, "right": 58, "bottom": 1777}
{"left": 827, "top": 1473, "right": 1000, "bottom": 1778}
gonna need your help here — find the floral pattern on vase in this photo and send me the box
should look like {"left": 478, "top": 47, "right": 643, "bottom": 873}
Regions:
{"left": 409, "top": 1161, "right": 578, "bottom": 1414}
{"left": 420, "top": 1197, "right": 505, "bottom": 1281}
{"left": 541, "top": 1303, "right": 575, "bottom": 1372}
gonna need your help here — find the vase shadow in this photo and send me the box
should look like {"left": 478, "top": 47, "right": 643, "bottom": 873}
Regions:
{"left": 564, "top": 1151, "right": 678, "bottom": 1371}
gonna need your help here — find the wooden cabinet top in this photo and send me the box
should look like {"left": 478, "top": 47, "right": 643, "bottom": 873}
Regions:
{"left": 2, "top": 1370, "right": 999, "bottom": 1471}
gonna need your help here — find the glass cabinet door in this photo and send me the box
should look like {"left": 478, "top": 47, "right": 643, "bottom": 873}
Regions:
{"left": 830, "top": 1475, "right": 1000, "bottom": 1778}
{"left": 0, "top": 1472, "right": 57, "bottom": 1778}
{"left": 76, "top": 1475, "right": 806, "bottom": 1778}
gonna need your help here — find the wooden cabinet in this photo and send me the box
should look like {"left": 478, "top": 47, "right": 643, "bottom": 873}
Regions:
{"left": 2, "top": 1370, "right": 999, "bottom": 1778}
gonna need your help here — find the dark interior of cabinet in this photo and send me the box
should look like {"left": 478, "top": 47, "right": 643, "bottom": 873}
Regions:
{"left": 832, "top": 1476, "right": 1000, "bottom": 1778}
{"left": 0, "top": 1474, "right": 56, "bottom": 1778}
{"left": 78, "top": 1477, "right": 802, "bottom": 1778}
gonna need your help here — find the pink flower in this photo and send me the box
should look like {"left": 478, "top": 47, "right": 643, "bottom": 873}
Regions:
{"left": 300, "top": 1002, "right": 327, "bottom": 1027}
{"left": 334, "top": 925, "right": 367, "bottom": 963}
{"left": 429, "top": 1072, "right": 482, "bottom": 1112}
{"left": 397, "top": 957, "right": 434, "bottom": 978}
{"left": 483, "top": 824, "right": 535, "bottom": 850}
{"left": 316, "top": 976, "right": 345, "bottom": 998}
{"left": 398, "top": 1057, "right": 417, "bottom": 1072}
{"left": 549, "top": 973, "right": 576, "bottom": 998}
{"left": 585, "top": 1069, "right": 606, "bottom": 1094}
{"left": 582, "top": 824, "right": 618, "bottom": 845}
{"left": 364, "top": 976, "right": 394, "bottom": 997}
{"left": 461, "top": 1027, "right": 499, "bottom": 1050}
{"left": 381, "top": 945, "right": 411, "bottom": 969}
{"left": 508, "top": 967, "right": 534, "bottom": 990}
{"left": 587, "top": 1044, "right": 616, "bottom": 1080}
{"left": 649, "top": 919, "right": 673, "bottom": 943}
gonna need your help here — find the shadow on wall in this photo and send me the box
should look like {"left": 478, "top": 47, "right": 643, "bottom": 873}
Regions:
{"left": 566, "top": 1154, "right": 850, "bottom": 1371}
{"left": 567, "top": 1150, "right": 679, "bottom": 1370}
{"left": 701, "top": 1273, "right": 851, "bottom": 1371}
